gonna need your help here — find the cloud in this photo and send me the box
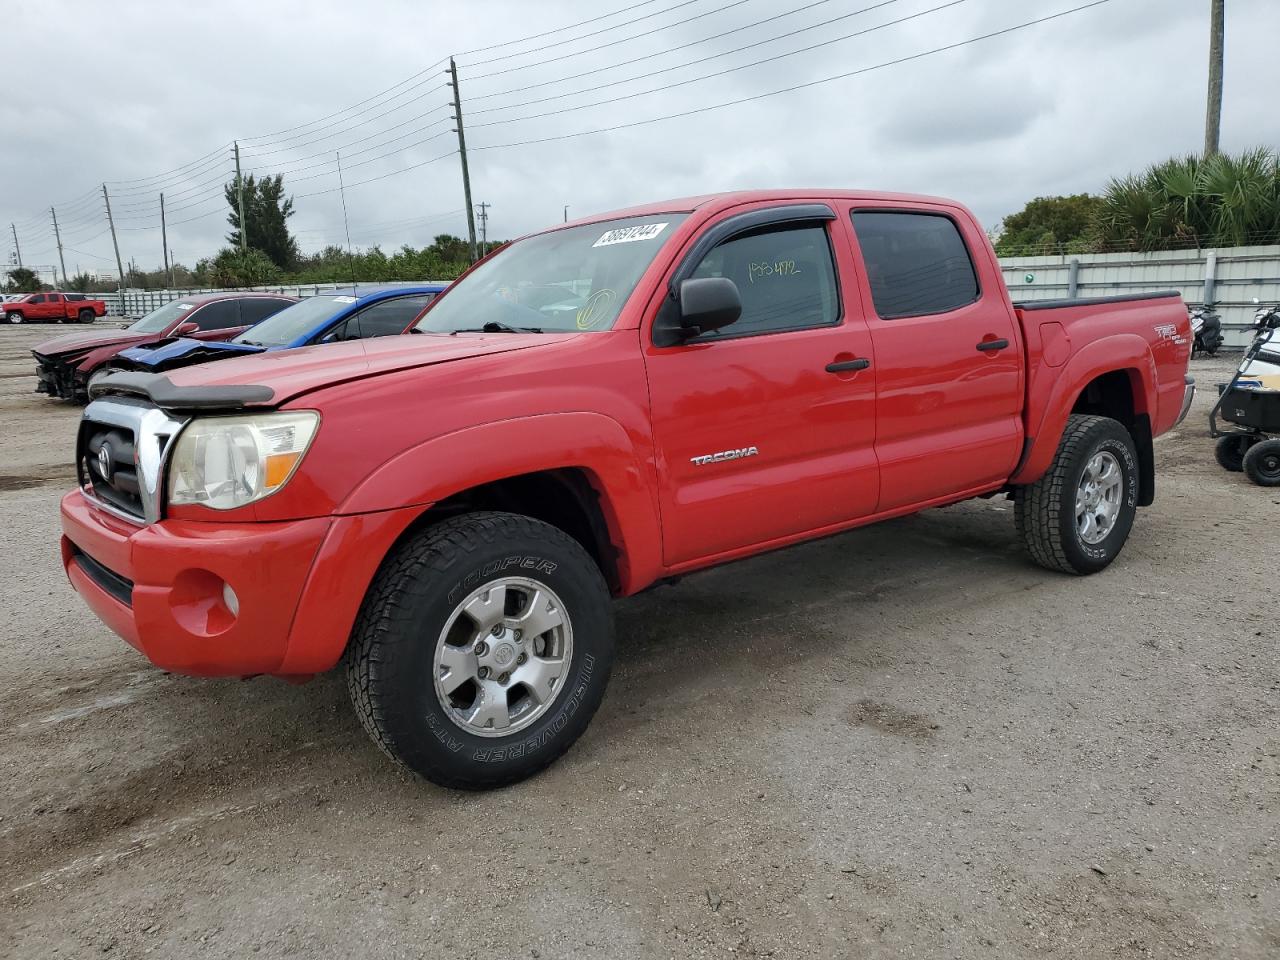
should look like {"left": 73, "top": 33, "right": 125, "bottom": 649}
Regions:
{"left": 2, "top": 0, "right": 1277, "bottom": 275}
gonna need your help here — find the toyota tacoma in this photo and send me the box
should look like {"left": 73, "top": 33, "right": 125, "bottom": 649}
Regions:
{"left": 60, "top": 190, "right": 1195, "bottom": 789}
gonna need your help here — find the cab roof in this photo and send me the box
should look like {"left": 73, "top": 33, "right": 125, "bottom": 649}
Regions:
{"left": 562, "top": 189, "right": 959, "bottom": 228}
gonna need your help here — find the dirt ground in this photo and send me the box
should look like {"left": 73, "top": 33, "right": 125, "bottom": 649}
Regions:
{"left": 0, "top": 322, "right": 1276, "bottom": 959}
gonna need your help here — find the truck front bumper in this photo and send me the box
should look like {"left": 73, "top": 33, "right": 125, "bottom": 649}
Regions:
{"left": 1174, "top": 375, "right": 1196, "bottom": 427}
{"left": 60, "top": 490, "right": 424, "bottom": 677}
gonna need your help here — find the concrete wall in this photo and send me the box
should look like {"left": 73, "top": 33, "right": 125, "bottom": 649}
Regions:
{"left": 999, "top": 245, "right": 1280, "bottom": 348}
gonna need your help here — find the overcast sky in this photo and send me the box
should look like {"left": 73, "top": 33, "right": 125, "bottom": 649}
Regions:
{"left": 2, "top": 0, "right": 1276, "bottom": 278}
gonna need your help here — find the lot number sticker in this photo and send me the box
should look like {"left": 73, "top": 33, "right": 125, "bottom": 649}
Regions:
{"left": 592, "top": 222, "right": 668, "bottom": 247}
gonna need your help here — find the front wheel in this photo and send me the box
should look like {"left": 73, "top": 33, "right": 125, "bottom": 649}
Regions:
{"left": 1242, "top": 439, "right": 1280, "bottom": 487}
{"left": 1014, "top": 415, "right": 1140, "bottom": 575}
{"left": 345, "top": 511, "right": 614, "bottom": 789}
{"left": 6, "top": 311, "right": 23, "bottom": 324}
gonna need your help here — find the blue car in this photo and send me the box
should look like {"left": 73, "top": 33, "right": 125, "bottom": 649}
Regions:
{"left": 115, "top": 285, "right": 447, "bottom": 373}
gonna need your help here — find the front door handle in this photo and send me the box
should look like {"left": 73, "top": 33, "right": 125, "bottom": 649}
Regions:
{"left": 976, "top": 338, "right": 1010, "bottom": 352}
{"left": 826, "top": 358, "right": 871, "bottom": 373}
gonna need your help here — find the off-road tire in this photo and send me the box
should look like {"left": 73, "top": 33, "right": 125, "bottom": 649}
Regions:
{"left": 1014, "top": 414, "right": 1139, "bottom": 575}
{"left": 1214, "top": 434, "right": 1254, "bottom": 472}
{"left": 1242, "top": 439, "right": 1280, "bottom": 487}
{"left": 344, "top": 511, "right": 614, "bottom": 790}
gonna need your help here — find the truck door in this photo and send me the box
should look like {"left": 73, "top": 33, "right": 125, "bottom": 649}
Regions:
{"left": 643, "top": 205, "right": 878, "bottom": 566}
{"left": 843, "top": 205, "right": 1023, "bottom": 510}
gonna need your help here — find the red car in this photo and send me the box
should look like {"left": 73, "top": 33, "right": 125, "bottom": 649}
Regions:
{"left": 6, "top": 291, "right": 107, "bottom": 324}
{"left": 62, "top": 189, "right": 1194, "bottom": 788}
{"left": 32, "top": 292, "right": 296, "bottom": 402}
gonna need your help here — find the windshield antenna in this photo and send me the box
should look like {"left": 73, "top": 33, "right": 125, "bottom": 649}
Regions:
{"left": 336, "top": 151, "right": 357, "bottom": 294}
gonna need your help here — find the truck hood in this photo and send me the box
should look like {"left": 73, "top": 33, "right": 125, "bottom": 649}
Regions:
{"left": 93, "top": 332, "right": 579, "bottom": 410}
{"left": 32, "top": 328, "right": 145, "bottom": 358}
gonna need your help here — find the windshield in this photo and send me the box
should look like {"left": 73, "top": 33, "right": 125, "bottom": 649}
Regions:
{"left": 416, "top": 213, "right": 690, "bottom": 334}
{"left": 128, "top": 300, "right": 195, "bottom": 334}
{"left": 233, "top": 295, "right": 354, "bottom": 347}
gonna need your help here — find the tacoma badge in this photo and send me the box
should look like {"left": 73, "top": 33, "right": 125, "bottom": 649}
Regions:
{"left": 690, "top": 446, "right": 759, "bottom": 466}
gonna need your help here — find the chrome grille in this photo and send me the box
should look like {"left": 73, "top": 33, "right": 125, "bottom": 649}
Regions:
{"left": 77, "top": 398, "right": 188, "bottom": 524}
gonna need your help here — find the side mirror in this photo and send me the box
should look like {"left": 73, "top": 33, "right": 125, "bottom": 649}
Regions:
{"left": 678, "top": 277, "right": 741, "bottom": 338}
{"left": 175, "top": 321, "right": 199, "bottom": 336}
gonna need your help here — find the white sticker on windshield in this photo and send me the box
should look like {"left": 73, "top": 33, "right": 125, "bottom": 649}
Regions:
{"left": 332, "top": 296, "right": 358, "bottom": 303}
{"left": 176, "top": 303, "right": 193, "bottom": 310}
{"left": 592, "top": 222, "right": 669, "bottom": 247}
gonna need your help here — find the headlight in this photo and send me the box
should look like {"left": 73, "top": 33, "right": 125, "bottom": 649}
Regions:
{"left": 168, "top": 411, "right": 319, "bottom": 510}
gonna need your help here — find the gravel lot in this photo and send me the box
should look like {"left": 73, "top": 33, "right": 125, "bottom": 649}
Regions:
{"left": 1, "top": 322, "right": 1276, "bottom": 959}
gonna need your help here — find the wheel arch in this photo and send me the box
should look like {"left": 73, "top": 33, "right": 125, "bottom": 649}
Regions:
{"left": 336, "top": 412, "right": 663, "bottom": 594}
{"left": 1013, "top": 334, "right": 1157, "bottom": 504}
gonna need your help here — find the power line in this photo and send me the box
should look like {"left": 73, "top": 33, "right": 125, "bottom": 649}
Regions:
{"left": 467, "top": 0, "right": 849, "bottom": 104}
{"left": 462, "top": 0, "right": 756, "bottom": 82}
{"left": 474, "top": 1, "right": 1114, "bottom": 151}
{"left": 294, "top": 149, "right": 457, "bottom": 199}
{"left": 462, "top": 0, "right": 719, "bottom": 69}
{"left": 235, "top": 0, "right": 675, "bottom": 144}
{"left": 470, "top": 0, "right": 967, "bottom": 129}
{"left": 240, "top": 98, "right": 451, "bottom": 158}
{"left": 246, "top": 107, "right": 452, "bottom": 171}
{"left": 471, "top": 0, "right": 909, "bottom": 118}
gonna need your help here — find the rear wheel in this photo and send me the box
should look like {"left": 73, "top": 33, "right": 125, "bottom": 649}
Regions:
{"left": 1242, "top": 439, "right": 1280, "bottom": 487}
{"left": 345, "top": 511, "right": 614, "bottom": 790}
{"left": 1014, "top": 414, "right": 1139, "bottom": 575}
{"left": 1214, "top": 434, "right": 1255, "bottom": 472}
{"left": 78, "top": 309, "right": 94, "bottom": 324}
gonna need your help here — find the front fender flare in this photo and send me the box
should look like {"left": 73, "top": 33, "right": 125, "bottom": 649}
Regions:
{"left": 1012, "top": 333, "right": 1156, "bottom": 486}
{"left": 337, "top": 411, "right": 662, "bottom": 594}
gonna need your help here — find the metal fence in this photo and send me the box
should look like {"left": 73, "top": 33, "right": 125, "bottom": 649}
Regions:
{"left": 99, "top": 246, "right": 1280, "bottom": 348}
{"left": 1000, "top": 245, "right": 1280, "bottom": 348}
{"left": 101, "top": 281, "right": 452, "bottom": 319}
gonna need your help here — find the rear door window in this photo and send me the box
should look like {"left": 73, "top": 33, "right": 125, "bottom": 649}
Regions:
{"left": 190, "top": 300, "right": 243, "bottom": 331}
{"left": 345, "top": 295, "right": 436, "bottom": 339}
{"left": 239, "top": 298, "right": 293, "bottom": 325}
{"left": 850, "top": 211, "right": 980, "bottom": 318}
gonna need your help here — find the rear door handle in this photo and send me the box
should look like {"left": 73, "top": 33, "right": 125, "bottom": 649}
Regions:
{"left": 826, "top": 358, "right": 871, "bottom": 373}
{"left": 976, "top": 338, "right": 1010, "bottom": 352}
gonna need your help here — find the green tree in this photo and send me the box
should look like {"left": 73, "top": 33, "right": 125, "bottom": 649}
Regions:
{"left": 1095, "top": 147, "right": 1280, "bottom": 251}
{"left": 200, "top": 247, "right": 281, "bottom": 288}
{"left": 995, "top": 194, "right": 1104, "bottom": 256}
{"left": 226, "top": 173, "right": 299, "bottom": 270}
{"left": 67, "top": 272, "right": 93, "bottom": 293}
{"left": 5, "top": 266, "right": 39, "bottom": 291}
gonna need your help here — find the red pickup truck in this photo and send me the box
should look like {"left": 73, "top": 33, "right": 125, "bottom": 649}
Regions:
{"left": 6, "top": 291, "right": 107, "bottom": 324}
{"left": 62, "top": 190, "right": 1194, "bottom": 789}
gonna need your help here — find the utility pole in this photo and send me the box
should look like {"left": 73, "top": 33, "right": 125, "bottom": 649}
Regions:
{"left": 50, "top": 207, "right": 67, "bottom": 286}
{"left": 160, "top": 192, "right": 172, "bottom": 288}
{"left": 102, "top": 184, "right": 126, "bottom": 292}
{"left": 448, "top": 57, "right": 479, "bottom": 263}
{"left": 563, "top": 205, "right": 569, "bottom": 224}
{"left": 1204, "top": 0, "right": 1224, "bottom": 157}
{"left": 9, "top": 223, "right": 21, "bottom": 268}
{"left": 475, "top": 201, "right": 489, "bottom": 253}
{"left": 234, "top": 141, "right": 248, "bottom": 253}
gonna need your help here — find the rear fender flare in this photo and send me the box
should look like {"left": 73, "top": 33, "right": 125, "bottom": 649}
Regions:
{"left": 1013, "top": 334, "right": 1156, "bottom": 485}
{"left": 337, "top": 411, "right": 662, "bottom": 593}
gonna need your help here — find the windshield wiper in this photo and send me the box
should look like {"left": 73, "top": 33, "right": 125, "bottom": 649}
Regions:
{"left": 450, "top": 320, "right": 542, "bottom": 335}
{"left": 238, "top": 339, "right": 264, "bottom": 347}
